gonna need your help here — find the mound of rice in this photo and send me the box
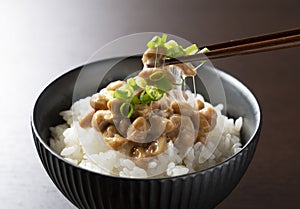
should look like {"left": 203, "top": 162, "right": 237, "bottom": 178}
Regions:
{"left": 50, "top": 93, "right": 242, "bottom": 178}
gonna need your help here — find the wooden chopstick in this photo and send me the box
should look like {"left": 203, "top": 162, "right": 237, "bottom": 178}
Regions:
{"left": 198, "top": 28, "right": 300, "bottom": 50}
{"left": 148, "top": 28, "right": 300, "bottom": 67}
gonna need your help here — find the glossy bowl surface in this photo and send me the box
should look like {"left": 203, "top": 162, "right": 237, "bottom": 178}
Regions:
{"left": 31, "top": 56, "right": 261, "bottom": 209}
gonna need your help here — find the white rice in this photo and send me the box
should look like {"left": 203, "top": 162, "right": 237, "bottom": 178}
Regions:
{"left": 49, "top": 92, "right": 243, "bottom": 178}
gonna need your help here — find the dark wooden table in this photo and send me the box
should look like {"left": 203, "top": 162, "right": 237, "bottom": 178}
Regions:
{"left": 1, "top": 0, "right": 299, "bottom": 208}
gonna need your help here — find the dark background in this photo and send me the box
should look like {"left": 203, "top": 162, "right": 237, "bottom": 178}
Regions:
{"left": 0, "top": 0, "right": 299, "bottom": 208}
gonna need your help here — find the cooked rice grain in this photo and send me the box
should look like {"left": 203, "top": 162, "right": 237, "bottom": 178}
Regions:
{"left": 50, "top": 95, "right": 243, "bottom": 178}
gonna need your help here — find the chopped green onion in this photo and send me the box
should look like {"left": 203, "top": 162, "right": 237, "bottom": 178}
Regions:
{"left": 145, "top": 86, "right": 164, "bottom": 101}
{"left": 166, "top": 45, "right": 185, "bottom": 58}
{"left": 120, "top": 103, "right": 134, "bottom": 118}
{"left": 140, "top": 90, "right": 152, "bottom": 104}
{"left": 147, "top": 36, "right": 161, "bottom": 48}
{"left": 161, "top": 34, "right": 167, "bottom": 44}
{"left": 147, "top": 41, "right": 155, "bottom": 48}
{"left": 147, "top": 34, "right": 168, "bottom": 48}
{"left": 114, "top": 84, "right": 134, "bottom": 99}
{"left": 184, "top": 44, "right": 198, "bottom": 55}
{"left": 127, "top": 77, "right": 136, "bottom": 87}
{"left": 135, "top": 76, "right": 147, "bottom": 88}
{"left": 127, "top": 77, "right": 139, "bottom": 91}
{"left": 149, "top": 70, "right": 165, "bottom": 81}
{"left": 199, "top": 47, "right": 210, "bottom": 53}
{"left": 114, "top": 89, "right": 130, "bottom": 99}
{"left": 131, "top": 95, "right": 140, "bottom": 105}
{"left": 113, "top": 35, "right": 203, "bottom": 118}
{"left": 165, "top": 40, "right": 178, "bottom": 49}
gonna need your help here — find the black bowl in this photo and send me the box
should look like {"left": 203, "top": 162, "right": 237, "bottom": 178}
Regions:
{"left": 31, "top": 56, "right": 261, "bottom": 209}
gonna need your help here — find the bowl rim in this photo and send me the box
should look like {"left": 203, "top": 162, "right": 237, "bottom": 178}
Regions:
{"left": 31, "top": 56, "right": 262, "bottom": 181}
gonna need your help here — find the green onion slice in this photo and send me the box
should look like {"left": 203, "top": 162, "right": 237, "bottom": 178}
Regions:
{"left": 147, "top": 36, "right": 161, "bottom": 48}
{"left": 114, "top": 89, "right": 130, "bottom": 99}
{"left": 145, "top": 86, "right": 164, "bottom": 101}
{"left": 149, "top": 70, "right": 165, "bottom": 81}
{"left": 120, "top": 103, "right": 134, "bottom": 118}
{"left": 199, "top": 47, "right": 210, "bottom": 53}
{"left": 161, "top": 34, "right": 167, "bottom": 44}
{"left": 135, "top": 76, "right": 147, "bottom": 88}
{"left": 131, "top": 95, "right": 140, "bottom": 105}
{"left": 165, "top": 40, "right": 178, "bottom": 49}
{"left": 166, "top": 45, "right": 185, "bottom": 58}
{"left": 147, "top": 34, "right": 168, "bottom": 48}
{"left": 140, "top": 91, "right": 152, "bottom": 104}
{"left": 114, "top": 84, "right": 134, "bottom": 99}
{"left": 127, "top": 77, "right": 136, "bottom": 87}
{"left": 184, "top": 44, "right": 198, "bottom": 55}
